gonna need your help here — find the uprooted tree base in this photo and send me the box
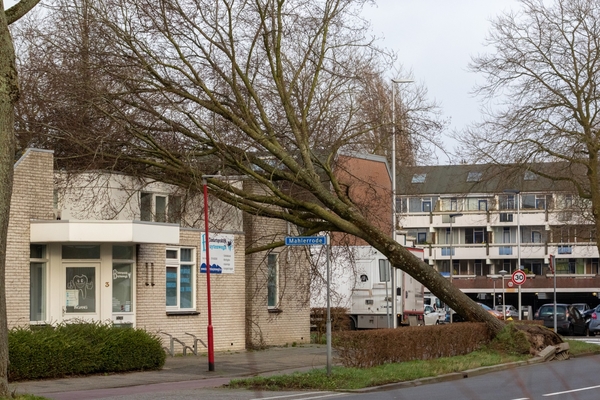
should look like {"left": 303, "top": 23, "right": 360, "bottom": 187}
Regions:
{"left": 513, "top": 323, "right": 564, "bottom": 355}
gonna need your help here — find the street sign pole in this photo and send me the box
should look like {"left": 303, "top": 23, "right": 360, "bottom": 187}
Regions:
{"left": 285, "top": 236, "right": 331, "bottom": 374}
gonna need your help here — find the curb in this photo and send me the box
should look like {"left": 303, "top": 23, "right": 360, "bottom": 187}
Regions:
{"left": 344, "top": 357, "right": 547, "bottom": 393}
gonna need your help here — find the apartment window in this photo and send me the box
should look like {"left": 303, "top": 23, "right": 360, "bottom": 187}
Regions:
{"left": 417, "top": 232, "right": 427, "bottom": 245}
{"left": 411, "top": 173, "right": 426, "bottom": 183}
{"left": 478, "top": 200, "right": 488, "bottom": 211}
{"left": 531, "top": 231, "right": 542, "bottom": 243}
{"left": 422, "top": 198, "right": 432, "bottom": 212}
{"left": 166, "top": 248, "right": 196, "bottom": 311}
{"left": 524, "top": 171, "right": 537, "bottom": 181}
{"left": 140, "top": 192, "right": 182, "bottom": 223}
{"left": 450, "top": 198, "right": 458, "bottom": 211}
{"left": 535, "top": 195, "right": 546, "bottom": 210}
{"left": 500, "top": 213, "right": 513, "bottom": 222}
{"left": 267, "top": 253, "right": 278, "bottom": 308}
{"left": 30, "top": 244, "right": 47, "bottom": 323}
{"left": 499, "top": 194, "right": 515, "bottom": 210}
{"left": 467, "top": 171, "right": 482, "bottom": 182}
{"left": 465, "top": 228, "right": 485, "bottom": 244}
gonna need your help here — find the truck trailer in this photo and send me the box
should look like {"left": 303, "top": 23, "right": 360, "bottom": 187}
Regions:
{"left": 349, "top": 246, "right": 425, "bottom": 329}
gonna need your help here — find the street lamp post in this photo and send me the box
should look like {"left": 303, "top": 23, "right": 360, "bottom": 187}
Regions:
{"left": 504, "top": 189, "right": 521, "bottom": 320}
{"left": 499, "top": 269, "right": 508, "bottom": 320}
{"left": 448, "top": 213, "right": 463, "bottom": 323}
{"left": 492, "top": 276, "right": 497, "bottom": 308}
{"left": 391, "top": 78, "right": 413, "bottom": 329}
{"left": 202, "top": 175, "right": 220, "bottom": 372}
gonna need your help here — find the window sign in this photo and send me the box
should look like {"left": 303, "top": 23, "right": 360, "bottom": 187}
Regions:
{"left": 66, "top": 267, "right": 96, "bottom": 313}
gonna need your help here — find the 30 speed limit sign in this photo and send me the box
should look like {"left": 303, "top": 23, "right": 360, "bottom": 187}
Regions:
{"left": 511, "top": 270, "right": 527, "bottom": 286}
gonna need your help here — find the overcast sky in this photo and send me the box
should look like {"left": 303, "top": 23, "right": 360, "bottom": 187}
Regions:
{"left": 362, "top": 0, "right": 523, "bottom": 164}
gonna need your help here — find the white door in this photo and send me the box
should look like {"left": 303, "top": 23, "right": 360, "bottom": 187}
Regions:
{"left": 64, "top": 263, "right": 100, "bottom": 321}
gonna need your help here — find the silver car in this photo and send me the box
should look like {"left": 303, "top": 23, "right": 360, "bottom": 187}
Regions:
{"left": 494, "top": 304, "right": 519, "bottom": 319}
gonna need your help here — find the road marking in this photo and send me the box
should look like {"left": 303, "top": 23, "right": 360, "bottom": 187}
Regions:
{"left": 543, "top": 384, "right": 600, "bottom": 396}
{"left": 252, "top": 392, "right": 345, "bottom": 400}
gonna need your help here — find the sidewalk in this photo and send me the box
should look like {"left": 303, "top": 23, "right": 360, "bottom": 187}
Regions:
{"left": 9, "top": 344, "right": 329, "bottom": 399}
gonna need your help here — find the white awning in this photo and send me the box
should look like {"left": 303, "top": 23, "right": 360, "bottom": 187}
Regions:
{"left": 30, "top": 220, "right": 180, "bottom": 244}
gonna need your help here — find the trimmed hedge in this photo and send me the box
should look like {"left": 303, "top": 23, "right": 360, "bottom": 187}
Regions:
{"left": 8, "top": 322, "right": 166, "bottom": 381}
{"left": 333, "top": 322, "right": 492, "bottom": 368}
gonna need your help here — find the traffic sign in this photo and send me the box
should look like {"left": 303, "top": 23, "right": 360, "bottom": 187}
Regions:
{"left": 511, "top": 269, "right": 527, "bottom": 286}
{"left": 284, "top": 236, "right": 327, "bottom": 246}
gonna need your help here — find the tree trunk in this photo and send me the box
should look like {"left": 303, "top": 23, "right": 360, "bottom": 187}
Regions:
{"left": 0, "top": 5, "right": 18, "bottom": 395}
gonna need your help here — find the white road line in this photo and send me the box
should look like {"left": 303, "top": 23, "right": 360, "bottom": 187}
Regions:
{"left": 251, "top": 392, "right": 345, "bottom": 400}
{"left": 543, "top": 384, "right": 600, "bottom": 396}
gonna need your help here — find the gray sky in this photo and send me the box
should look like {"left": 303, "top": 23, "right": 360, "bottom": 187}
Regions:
{"left": 362, "top": 0, "right": 522, "bottom": 164}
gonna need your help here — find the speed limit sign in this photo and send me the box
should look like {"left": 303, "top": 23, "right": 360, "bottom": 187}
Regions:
{"left": 511, "top": 270, "right": 527, "bottom": 286}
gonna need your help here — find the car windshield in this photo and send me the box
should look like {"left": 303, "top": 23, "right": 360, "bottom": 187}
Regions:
{"left": 539, "top": 305, "right": 566, "bottom": 316}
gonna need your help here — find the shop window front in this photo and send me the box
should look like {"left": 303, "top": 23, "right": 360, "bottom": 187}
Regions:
{"left": 113, "top": 246, "right": 134, "bottom": 313}
{"left": 267, "top": 253, "right": 278, "bottom": 308}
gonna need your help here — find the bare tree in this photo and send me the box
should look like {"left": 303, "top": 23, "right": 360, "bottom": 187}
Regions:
{"left": 15, "top": 0, "right": 562, "bottom": 342}
{"left": 460, "top": 0, "right": 600, "bottom": 253}
{"left": 1, "top": 0, "right": 41, "bottom": 395}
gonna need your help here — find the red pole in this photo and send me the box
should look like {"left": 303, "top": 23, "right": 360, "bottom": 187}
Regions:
{"left": 203, "top": 180, "right": 215, "bottom": 371}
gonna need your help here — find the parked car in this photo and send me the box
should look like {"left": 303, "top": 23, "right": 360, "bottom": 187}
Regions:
{"left": 494, "top": 305, "right": 519, "bottom": 319}
{"left": 572, "top": 303, "right": 591, "bottom": 314}
{"left": 534, "top": 303, "right": 587, "bottom": 335}
{"left": 586, "top": 304, "right": 600, "bottom": 335}
{"left": 423, "top": 304, "right": 445, "bottom": 325}
{"left": 446, "top": 303, "right": 503, "bottom": 322}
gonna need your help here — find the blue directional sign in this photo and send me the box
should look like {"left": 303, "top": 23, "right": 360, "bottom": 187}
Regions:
{"left": 284, "top": 236, "right": 328, "bottom": 246}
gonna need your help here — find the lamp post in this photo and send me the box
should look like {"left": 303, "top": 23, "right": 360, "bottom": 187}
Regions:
{"left": 202, "top": 175, "right": 220, "bottom": 372}
{"left": 448, "top": 213, "right": 463, "bottom": 323}
{"left": 492, "top": 276, "right": 498, "bottom": 308}
{"left": 504, "top": 189, "right": 521, "bottom": 320}
{"left": 499, "top": 269, "right": 508, "bottom": 320}
{"left": 391, "top": 78, "right": 413, "bottom": 329}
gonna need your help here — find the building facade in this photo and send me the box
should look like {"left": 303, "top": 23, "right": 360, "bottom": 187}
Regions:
{"left": 397, "top": 164, "right": 600, "bottom": 314}
{"left": 7, "top": 149, "right": 309, "bottom": 352}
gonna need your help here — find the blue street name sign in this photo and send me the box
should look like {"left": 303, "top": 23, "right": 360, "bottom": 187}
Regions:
{"left": 284, "top": 236, "right": 327, "bottom": 246}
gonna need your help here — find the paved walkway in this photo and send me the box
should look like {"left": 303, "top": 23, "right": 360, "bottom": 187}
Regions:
{"left": 9, "top": 345, "right": 329, "bottom": 399}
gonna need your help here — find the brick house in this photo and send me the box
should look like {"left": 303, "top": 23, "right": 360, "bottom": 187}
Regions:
{"left": 7, "top": 148, "right": 309, "bottom": 352}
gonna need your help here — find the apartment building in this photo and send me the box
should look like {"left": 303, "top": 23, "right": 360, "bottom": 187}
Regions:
{"left": 396, "top": 163, "right": 600, "bottom": 314}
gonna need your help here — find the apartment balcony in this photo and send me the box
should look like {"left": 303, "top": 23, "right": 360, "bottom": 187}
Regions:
{"left": 398, "top": 213, "right": 430, "bottom": 229}
{"left": 431, "top": 244, "right": 488, "bottom": 260}
{"left": 487, "top": 244, "right": 547, "bottom": 259}
{"left": 546, "top": 244, "right": 599, "bottom": 259}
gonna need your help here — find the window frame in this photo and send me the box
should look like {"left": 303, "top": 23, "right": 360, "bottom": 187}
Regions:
{"left": 141, "top": 192, "right": 182, "bottom": 223}
{"left": 165, "top": 247, "right": 197, "bottom": 312}
{"left": 267, "top": 253, "right": 279, "bottom": 309}
{"left": 30, "top": 244, "right": 48, "bottom": 324}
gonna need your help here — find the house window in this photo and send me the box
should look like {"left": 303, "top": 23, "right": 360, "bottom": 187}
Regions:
{"left": 166, "top": 247, "right": 196, "bottom": 311}
{"left": 140, "top": 192, "right": 182, "bottom": 223}
{"left": 267, "top": 253, "right": 278, "bottom": 308}
{"left": 113, "top": 246, "right": 134, "bottom": 313}
{"left": 30, "top": 244, "right": 47, "bottom": 323}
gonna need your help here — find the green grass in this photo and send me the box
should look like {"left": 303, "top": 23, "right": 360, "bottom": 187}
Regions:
{"left": 565, "top": 339, "right": 600, "bottom": 356}
{"left": 228, "top": 348, "right": 530, "bottom": 391}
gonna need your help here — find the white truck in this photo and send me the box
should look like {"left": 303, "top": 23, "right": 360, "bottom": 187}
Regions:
{"left": 349, "top": 246, "right": 425, "bottom": 329}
